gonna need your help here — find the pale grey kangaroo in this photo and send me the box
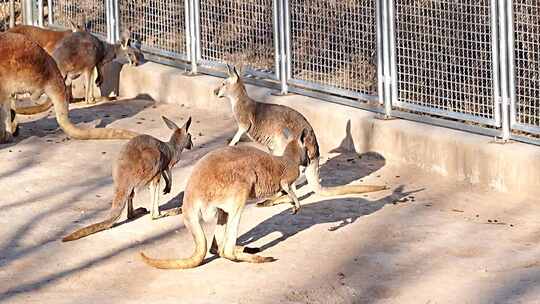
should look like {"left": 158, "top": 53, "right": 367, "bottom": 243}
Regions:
{"left": 214, "top": 65, "right": 387, "bottom": 206}
{"left": 62, "top": 116, "right": 193, "bottom": 242}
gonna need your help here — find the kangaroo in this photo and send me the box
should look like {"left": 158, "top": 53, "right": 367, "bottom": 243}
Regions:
{"left": 52, "top": 28, "right": 143, "bottom": 104}
{"left": 62, "top": 116, "right": 193, "bottom": 242}
{"left": 7, "top": 21, "right": 84, "bottom": 115}
{"left": 140, "top": 128, "right": 308, "bottom": 269}
{"left": 7, "top": 21, "right": 84, "bottom": 55}
{"left": 214, "top": 65, "right": 387, "bottom": 206}
{"left": 0, "top": 32, "right": 138, "bottom": 143}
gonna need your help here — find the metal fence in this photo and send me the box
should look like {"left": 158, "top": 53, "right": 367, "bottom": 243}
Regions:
{"left": 510, "top": 0, "right": 540, "bottom": 135}
{"left": 27, "top": 0, "right": 540, "bottom": 145}
{"left": 0, "top": 0, "right": 21, "bottom": 30}
{"left": 48, "top": 0, "right": 107, "bottom": 38}
{"left": 119, "top": 0, "right": 188, "bottom": 61}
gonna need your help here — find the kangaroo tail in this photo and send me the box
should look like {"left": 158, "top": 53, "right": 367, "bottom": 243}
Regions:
{"left": 14, "top": 99, "right": 53, "bottom": 115}
{"left": 140, "top": 210, "right": 207, "bottom": 269}
{"left": 62, "top": 188, "right": 130, "bottom": 242}
{"left": 305, "top": 157, "right": 388, "bottom": 197}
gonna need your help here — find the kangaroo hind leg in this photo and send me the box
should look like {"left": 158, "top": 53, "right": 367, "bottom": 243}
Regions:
{"left": 222, "top": 204, "right": 274, "bottom": 263}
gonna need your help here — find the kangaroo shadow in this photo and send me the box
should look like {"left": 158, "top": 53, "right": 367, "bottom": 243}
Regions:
{"left": 238, "top": 186, "right": 423, "bottom": 252}
{"left": 5, "top": 95, "right": 154, "bottom": 148}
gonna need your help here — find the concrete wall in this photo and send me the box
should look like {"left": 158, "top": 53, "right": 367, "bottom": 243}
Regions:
{"left": 97, "top": 61, "right": 540, "bottom": 195}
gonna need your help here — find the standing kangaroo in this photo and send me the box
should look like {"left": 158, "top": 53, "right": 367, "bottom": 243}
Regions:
{"left": 52, "top": 29, "right": 143, "bottom": 104}
{"left": 7, "top": 21, "right": 84, "bottom": 115}
{"left": 62, "top": 116, "right": 193, "bottom": 242}
{"left": 214, "top": 65, "right": 387, "bottom": 206}
{"left": 140, "top": 128, "right": 308, "bottom": 269}
{"left": 0, "top": 32, "right": 138, "bottom": 143}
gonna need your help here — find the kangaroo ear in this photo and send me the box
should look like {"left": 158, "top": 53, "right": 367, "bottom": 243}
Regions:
{"left": 68, "top": 19, "right": 79, "bottom": 32}
{"left": 162, "top": 116, "right": 180, "bottom": 130}
{"left": 227, "top": 64, "right": 239, "bottom": 83}
{"left": 120, "top": 28, "right": 131, "bottom": 48}
{"left": 182, "top": 116, "right": 192, "bottom": 132}
{"left": 300, "top": 128, "right": 309, "bottom": 145}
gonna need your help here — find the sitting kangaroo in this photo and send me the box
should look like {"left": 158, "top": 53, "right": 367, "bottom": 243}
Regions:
{"left": 52, "top": 29, "right": 143, "bottom": 104}
{"left": 140, "top": 128, "right": 307, "bottom": 269}
{"left": 62, "top": 116, "right": 193, "bottom": 242}
{"left": 0, "top": 32, "right": 138, "bottom": 143}
{"left": 214, "top": 65, "right": 387, "bottom": 206}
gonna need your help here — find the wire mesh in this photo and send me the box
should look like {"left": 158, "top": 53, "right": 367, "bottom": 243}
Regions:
{"left": 0, "top": 0, "right": 21, "bottom": 31}
{"left": 198, "top": 0, "right": 276, "bottom": 75}
{"left": 119, "top": 0, "right": 187, "bottom": 60}
{"left": 512, "top": 0, "right": 540, "bottom": 132}
{"left": 289, "top": 0, "right": 378, "bottom": 97}
{"left": 50, "top": 0, "right": 106, "bottom": 37}
{"left": 393, "top": 0, "right": 497, "bottom": 124}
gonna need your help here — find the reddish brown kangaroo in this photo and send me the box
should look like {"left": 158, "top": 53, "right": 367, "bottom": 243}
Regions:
{"left": 52, "top": 29, "right": 143, "bottom": 104}
{"left": 214, "top": 65, "right": 387, "bottom": 207}
{"left": 7, "top": 21, "right": 83, "bottom": 54}
{"left": 62, "top": 116, "right": 193, "bottom": 242}
{"left": 0, "top": 32, "right": 138, "bottom": 143}
{"left": 140, "top": 128, "right": 307, "bottom": 269}
{"left": 7, "top": 21, "right": 84, "bottom": 115}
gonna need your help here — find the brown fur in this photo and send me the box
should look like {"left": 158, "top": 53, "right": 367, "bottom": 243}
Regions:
{"left": 62, "top": 117, "right": 193, "bottom": 242}
{"left": 7, "top": 24, "right": 82, "bottom": 114}
{"left": 52, "top": 30, "right": 144, "bottom": 104}
{"left": 7, "top": 24, "right": 82, "bottom": 55}
{"left": 214, "top": 65, "right": 387, "bottom": 203}
{"left": 140, "top": 131, "right": 308, "bottom": 269}
{"left": 0, "top": 32, "right": 138, "bottom": 143}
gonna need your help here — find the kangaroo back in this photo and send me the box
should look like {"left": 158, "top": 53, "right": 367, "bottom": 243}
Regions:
{"left": 7, "top": 25, "right": 78, "bottom": 54}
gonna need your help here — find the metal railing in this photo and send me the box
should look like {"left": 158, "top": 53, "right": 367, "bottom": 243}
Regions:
{"left": 48, "top": 0, "right": 107, "bottom": 38}
{"left": 25, "top": 0, "right": 540, "bottom": 145}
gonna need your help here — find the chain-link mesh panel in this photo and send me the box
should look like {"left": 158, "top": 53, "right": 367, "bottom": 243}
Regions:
{"left": 199, "top": 0, "right": 276, "bottom": 75}
{"left": 289, "top": 0, "right": 378, "bottom": 97}
{"left": 0, "top": 0, "right": 21, "bottom": 31}
{"left": 119, "top": 0, "right": 187, "bottom": 60}
{"left": 512, "top": 1, "right": 540, "bottom": 132}
{"left": 393, "top": 0, "right": 497, "bottom": 124}
{"left": 51, "top": 0, "right": 106, "bottom": 37}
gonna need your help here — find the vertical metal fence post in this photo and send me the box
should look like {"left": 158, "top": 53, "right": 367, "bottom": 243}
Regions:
{"left": 382, "top": 0, "right": 395, "bottom": 117}
{"left": 376, "top": 0, "right": 384, "bottom": 107}
{"left": 497, "top": 0, "right": 511, "bottom": 141}
{"left": 113, "top": 0, "right": 120, "bottom": 43}
{"left": 47, "top": 0, "right": 52, "bottom": 25}
{"left": 507, "top": 0, "right": 517, "bottom": 131}
{"left": 186, "top": 0, "right": 199, "bottom": 75}
{"left": 272, "top": 0, "right": 280, "bottom": 89}
{"left": 277, "top": 0, "right": 289, "bottom": 95}
{"left": 37, "top": 0, "right": 43, "bottom": 26}
{"left": 9, "top": 0, "right": 15, "bottom": 28}
{"left": 106, "top": 0, "right": 112, "bottom": 43}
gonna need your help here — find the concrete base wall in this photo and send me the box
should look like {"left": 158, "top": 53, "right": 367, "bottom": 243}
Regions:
{"left": 100, "top": 62, "right": 539, "bottom": 195}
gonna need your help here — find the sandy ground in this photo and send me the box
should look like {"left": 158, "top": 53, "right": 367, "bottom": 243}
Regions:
{"left": 1, "top": 98, "right": 539, "bottom": 304}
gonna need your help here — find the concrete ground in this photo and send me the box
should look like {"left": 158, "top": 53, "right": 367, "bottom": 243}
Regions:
{"left": 1, "top": 98, "right": 539, "bottom": 304}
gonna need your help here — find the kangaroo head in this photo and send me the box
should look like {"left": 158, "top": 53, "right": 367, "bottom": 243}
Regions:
{"left": 214, "top": 64, "right": 245, "bottom": 100}
{"left": 163, "top": 116, "right": 193, "bottom": 152}
{"left": 117, "top": 29, "right": 144, "bottom": 66}
{"left": 282, "top": 128, "right": 310, "bottom": 167}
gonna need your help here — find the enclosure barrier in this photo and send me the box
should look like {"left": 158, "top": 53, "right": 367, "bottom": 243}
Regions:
{"left": 21, "top": 0, "right": 540, "bottom": 145}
